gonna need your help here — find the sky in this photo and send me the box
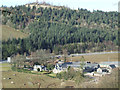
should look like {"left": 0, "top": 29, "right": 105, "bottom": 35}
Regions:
{"left": 0, "top": 0, "right": 119, "bottom": 12}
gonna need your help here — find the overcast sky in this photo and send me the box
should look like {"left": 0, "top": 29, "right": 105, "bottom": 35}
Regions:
{"left": 0, "top": 0, "right": 119, "bottom": 12}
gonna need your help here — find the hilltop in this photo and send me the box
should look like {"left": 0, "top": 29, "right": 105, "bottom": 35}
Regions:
{"left": 1, "top": 3, "right": 118, "bottom": 30}
{"left": 25, "top": 2, "right": 65, "bottom": 10}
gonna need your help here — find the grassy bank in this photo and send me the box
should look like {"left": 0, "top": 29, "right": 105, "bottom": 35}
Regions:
{"left": 61, "top": 53, "right": 119, "bottom": 63}
{"left": 1, "top": 25, "right": 29, "bottom": 41}
{"left": 0, "top": 63, "right": 11, "bottom": 71}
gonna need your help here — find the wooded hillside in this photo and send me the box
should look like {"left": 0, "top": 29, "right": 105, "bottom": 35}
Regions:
{"left": 1, "top": 4, "right": 118, "bottom": 59}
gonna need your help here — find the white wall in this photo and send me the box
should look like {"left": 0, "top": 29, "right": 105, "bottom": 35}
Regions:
{"left": 7, "top": 57, "right": 11, "bottom": 63}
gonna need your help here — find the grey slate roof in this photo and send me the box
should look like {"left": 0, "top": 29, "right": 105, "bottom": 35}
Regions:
{"left": 56, "top": 61, "right": 99, "bottom": 69}
{"left": 109, "top": 64, "right": 116, "bottom": 69}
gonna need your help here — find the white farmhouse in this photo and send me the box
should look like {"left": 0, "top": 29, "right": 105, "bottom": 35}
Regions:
{"left": 53, "top": 63, "right": 65, "bottom": 73}
{"left": 97, "top": 68, "right": 109, "bottom": 73}
{"left": 53, "top": 61, "right": 99, "bottom": 73}
{"left": 53, "top": 68, "right": 64, "bottom": 73}
{"left": 33, "top": 65, "right": 46, "bottom": 72}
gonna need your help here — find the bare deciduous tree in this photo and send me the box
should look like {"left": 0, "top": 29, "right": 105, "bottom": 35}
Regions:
{"left": 62, "top": 49, "right": 68, "bottom": 62}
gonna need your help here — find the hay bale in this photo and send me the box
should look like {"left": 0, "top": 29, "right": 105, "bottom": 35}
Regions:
{"left": 37, "top": 82, "right": 40, "bottom": 85}
{"left": 11, "top": 81, "right": 14, "bottom": 84}
{"left": 3, "top": 78, "right": 6, "bottom": 80}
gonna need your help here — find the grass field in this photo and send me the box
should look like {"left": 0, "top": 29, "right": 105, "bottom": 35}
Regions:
{"left": 1, "top": 25, "right": 29, "bottom": 41}
{"left": 1, "top": 63, "right": 76, "bottom": 88}
{"left": 61, "top": 53, "right": 119, "bottom": 63}
{"left": 47, "top": 73, "right": 56, "bottom": 78}
{"left": 2, "top": 71, "right": 76, "bottom": 88}
{"left": 31, "top": 71, "right": 50, "bottom": 75}
{"left": 1, "top": 53, "right": 119, "bottom": 88}
{"left": 0, "top": 63, "right": 11, "bottom": 71}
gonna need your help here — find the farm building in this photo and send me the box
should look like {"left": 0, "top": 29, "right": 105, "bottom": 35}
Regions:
{"left": 83, "top": 67, "right": 95, "bottom": 73}
{"left": 108, "top": 64, "right": 116, "bottom": 69}
{"left": 53, "top": 61, "right": 100, "bottom": 73}
{"left": 84, "top": 63, "right": 100, "bottom": 70}
{"left": 33, "top": 65, "right": 46, "bottom": 72}
{"left": 99, "top": 61, "right": 119, "bottom": 67}
{"left": 97, "top": 68, "right": 109, "bottom": 73}
{"left": 7, "top": 57, "right": 11, "bottom": 63}
{"left": 97, "top": 64, "right": 116, "bottom": 74}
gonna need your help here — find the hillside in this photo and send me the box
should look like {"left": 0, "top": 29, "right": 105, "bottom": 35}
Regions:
{"left": 1, "top": 25, "right": 29, "bottom": 41}
{"left": 1, "top": 4, "right": 118, "bottom": 59}
{"left": 1, "top": 4, "right": 118, "bottom": 30}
